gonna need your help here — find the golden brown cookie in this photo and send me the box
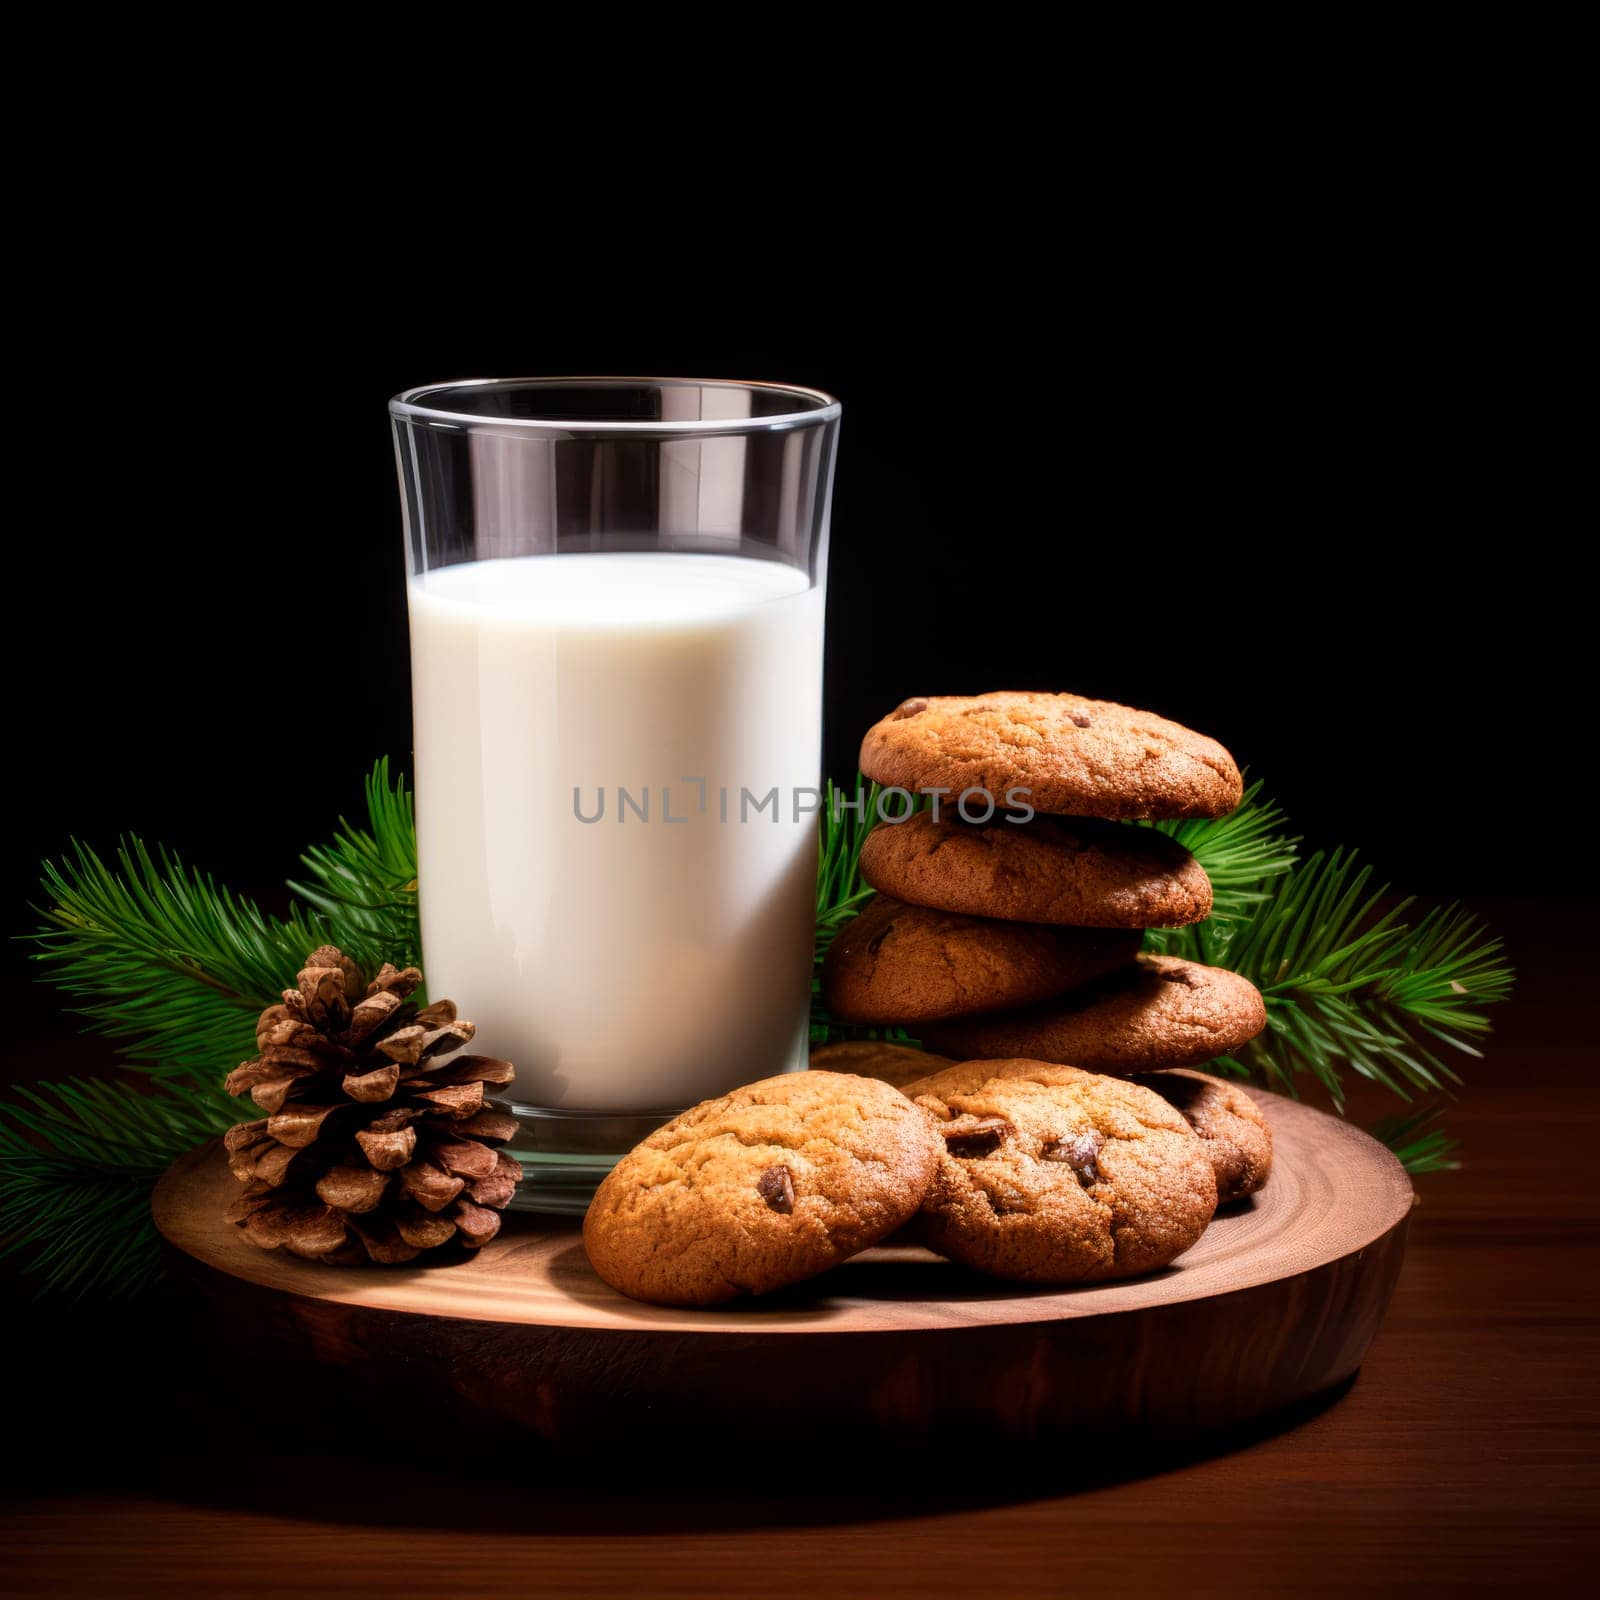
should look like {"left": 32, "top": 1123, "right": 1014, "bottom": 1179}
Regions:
{"left": 820, "top": 896, "right": 1141, "bottom": 1026}
{"left": 1130, "top": 1068, "right": 1272, "bottom": 1203}
{"left": 859, "top": 811, "right": 1212, "bottom": 928}
{"left": 859, "top": 691, "right": 1242, "bottom": 820}
{"left": 582, "top": 1071, "right": 941, "bottom": 1307}
{"left": 905, "top": 1059, "right": 1217, "bottom": 1283}
{"left": 808, "top": 1039, "right": 954, "bottom": 1089}
{"left": 921, "top": 954, "right": 1267, "bottom": 1072}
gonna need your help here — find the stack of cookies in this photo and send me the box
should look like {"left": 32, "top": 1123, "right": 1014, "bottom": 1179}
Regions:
{"left": 582, "top": 690, "right": 1277, "bottom": 1310}
{"left": 823, "top": 690, "right": 1269, "bottom": 1076}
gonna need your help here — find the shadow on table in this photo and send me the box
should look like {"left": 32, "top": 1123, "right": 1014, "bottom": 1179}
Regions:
{"left": 4, "top": 1238, "right": 1358, "bottom": 1537}
{"left": 203, "top": 1393, "right": 1351, "bottom": 1532}
{"left": 6, "top": 1284, "right": 1354, "bottom": 1533}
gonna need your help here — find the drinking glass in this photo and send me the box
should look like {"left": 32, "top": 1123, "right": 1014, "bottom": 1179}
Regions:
{"left": 390, "top": 378, "right": 841, "bottom": 1212}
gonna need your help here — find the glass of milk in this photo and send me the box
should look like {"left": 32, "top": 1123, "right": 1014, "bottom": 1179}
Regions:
{"left": 389, "top": 378, "right": 840, "bottom": 1211}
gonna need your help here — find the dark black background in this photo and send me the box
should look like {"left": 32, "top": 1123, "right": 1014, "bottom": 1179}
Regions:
{"left": 8, "top": 254, "right": 1575, "bottom": 959}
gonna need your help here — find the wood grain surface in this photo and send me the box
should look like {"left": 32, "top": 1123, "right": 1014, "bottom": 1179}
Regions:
{"left": 4, "top": 908, "right": 1597, "bottom": 1595}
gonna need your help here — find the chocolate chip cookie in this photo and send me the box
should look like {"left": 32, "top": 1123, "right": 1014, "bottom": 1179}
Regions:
{"left": 582, "top": 1071, "right": 941, "bottom": 1307}
{"left": 859, "top": 810, "right": 1212, "bottom": 928}
{"left": 1131, "top": 1068, "right": 1273, "bottom": 1203}
{"left": 821, "top": 896, "right": 1142, "bottom": 1026}
{"left": 808, "top": 1039, "right": 954, "bottom": 1089}
{"left": 921, "top": 954, "right": 1267, "bottom": 1072}
{"left": 859, "top": 691, "right": 1242, "bottom": 820}
{"left": 904, "top": 1059, "right": 1217, "bottom": 1283}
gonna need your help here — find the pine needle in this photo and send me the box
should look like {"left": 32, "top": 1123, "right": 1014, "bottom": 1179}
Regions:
{"left": 1225, "top": 850, "right": 1513, "bottom": 1110}
{"left": 811, "top": 777, "right": 915, "bottom": 1044}
{"left": 1149, "top": 780, "right": 1300, "bottom": 929}
{"left": 814, "top": 776, "right": 887, "bottom": 952}
{"left": 1370, "top": 1105, "right": 1462, "bottom": 1174}
{"left": 288, "top": 758, "right": 421, "bottom": 971}
{"left": 26, "top": 839, "right": 323, "bottom": 1086}
{"left": 0, "top": 1079, "right": 231, "bottom": 1297}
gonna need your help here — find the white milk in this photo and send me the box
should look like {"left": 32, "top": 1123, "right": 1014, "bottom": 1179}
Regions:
{"left": 407, "top": 552, "right": 824, "bottom": 1111}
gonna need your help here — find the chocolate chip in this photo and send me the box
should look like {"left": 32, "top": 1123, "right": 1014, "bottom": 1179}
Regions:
{"left": 1160, "top": 968, "right": 1199, "bottom": 987}
{"left": 1042, "top": 1129, "right": 1104, "bottom": 1187}
{"left": 942, "top": 1115, "right": 1011, "bottom": 1158}
{"left": 893, "top": 698, "right": 929, "bottom": 719}
{"left": 865, "top": 921, "right": 894, "bottom": 955}
{"left": 757, "top": 1165, "right": 795, "bottom": 1214}
{"left": 1070, "top": 713, "right": 1092, "bottom": 728}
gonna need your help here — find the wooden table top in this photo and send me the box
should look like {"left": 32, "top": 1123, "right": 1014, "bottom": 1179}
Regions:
{"left": 4, "top": 904, "right": 1597, "bottom": 1596}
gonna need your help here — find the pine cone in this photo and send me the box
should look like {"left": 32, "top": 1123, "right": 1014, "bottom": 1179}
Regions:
{"left": 222, "top": 945, "right": 521, "bottom": 1264}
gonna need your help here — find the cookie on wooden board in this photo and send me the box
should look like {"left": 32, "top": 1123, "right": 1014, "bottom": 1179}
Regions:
{"left": 859, "top": 810, "right": 1212, "bottom": 928}
{"left": 904, "top": 1059, "right": 1218, "bottom": 1283}
{"left": 920, "top": 954, "right": 1267, "bottom": 1073}
{"left": 1131, "top": 1068, "right": 1272, "bottom": 1203}
{"left": 859, "top": 691, "right": 1242, "bottom": 820}
{"left": 582, "top": 1071, "right": 941, "bottom": 1307}
{"left": 821, "top": 896, "right": 1142, "bottom": 1026}
{"left": 808, "top": 1039, "right": 954, "bottom": 1090}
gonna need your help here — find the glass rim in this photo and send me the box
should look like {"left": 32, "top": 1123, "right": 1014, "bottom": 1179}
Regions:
{"left": 389, "top": 375, "right": 841, "bottom": 437}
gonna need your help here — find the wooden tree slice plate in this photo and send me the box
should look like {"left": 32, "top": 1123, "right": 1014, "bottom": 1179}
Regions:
{"left": 153, "top": 1090, "right": 1413, "bottom": 1445}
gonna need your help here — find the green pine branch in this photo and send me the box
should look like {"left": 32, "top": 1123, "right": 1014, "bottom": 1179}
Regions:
{"left": 1146, "top": 780, "right": 1300, "bottom": 949}
{"left": 1209, "top": 849, "right": 1512, "bottom": 1111}
{"left": 22, "top": 762, "right": 423, "bottom": 1090}
{"left": 811, "top": 778, "right": 915, "bottom": 1045}
{"left": 814, "top": 776, "right": 894, "bottom": 953}
{"left": 288, "top": 757, "right": 421, "bottom": 972}
{"left": 0, "top": 1079, "right": 230, "bottom": 1296}
{"left": 26, "top": 838, "right": 322, "bottom": 1089}
{"left": 1370, "top": 1104, "right": 1462, "bottom": 1174}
